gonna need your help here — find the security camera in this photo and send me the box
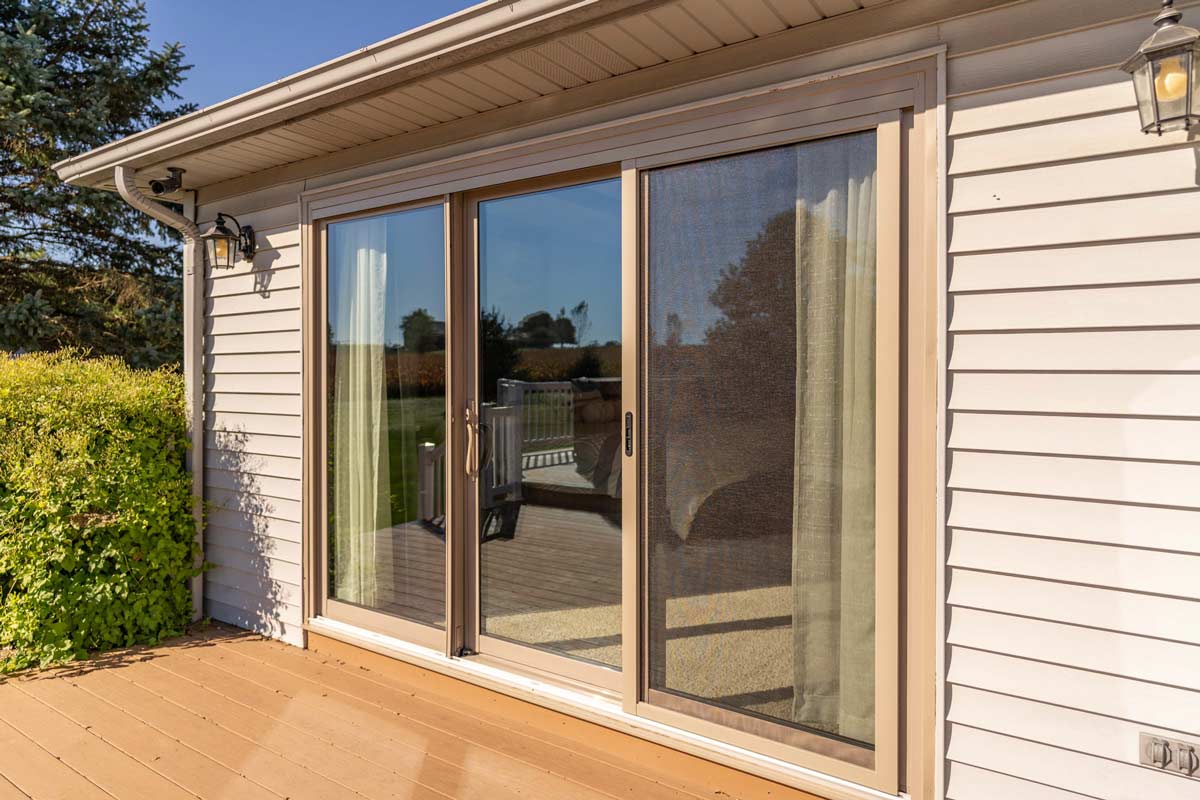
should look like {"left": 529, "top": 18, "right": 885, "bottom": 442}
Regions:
{"left": 148, "top": 167, "right": 185, "bottom": 196}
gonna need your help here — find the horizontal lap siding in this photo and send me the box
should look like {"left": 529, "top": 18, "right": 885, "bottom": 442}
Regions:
{"left": 944, "top": 3, "right": 1200, "bottom": 797}
{"left": 200, "top": 201, "right": 303, "bottom": 645}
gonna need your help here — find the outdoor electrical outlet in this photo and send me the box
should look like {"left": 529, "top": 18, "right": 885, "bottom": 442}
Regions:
{"left": 1140, "top": 733, "right": 1200, "bottom": 779}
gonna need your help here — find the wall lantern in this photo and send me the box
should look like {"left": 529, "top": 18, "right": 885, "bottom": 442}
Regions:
{"left": 200, "top": 213, "right": 256, "bottom": 269}
{"left": 1122, "top": 0, "right": 1200, "bottom": 135}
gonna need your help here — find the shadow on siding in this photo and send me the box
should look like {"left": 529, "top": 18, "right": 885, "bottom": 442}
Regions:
{"left": 203, "top": 428, "right": 292, "bottom": 642}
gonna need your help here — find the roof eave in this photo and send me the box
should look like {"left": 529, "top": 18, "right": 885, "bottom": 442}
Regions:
{"left": 53, "top": 0, "right": 663, "bottom": 188}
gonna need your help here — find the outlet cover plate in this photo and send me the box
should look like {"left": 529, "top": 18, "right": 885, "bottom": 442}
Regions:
{"left": 1140, "top": 733, "right": 1200, "bottom": 780}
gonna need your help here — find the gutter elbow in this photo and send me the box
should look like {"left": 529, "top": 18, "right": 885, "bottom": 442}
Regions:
{"left": 115, "top": 165, "right": 201, "bottom": 242}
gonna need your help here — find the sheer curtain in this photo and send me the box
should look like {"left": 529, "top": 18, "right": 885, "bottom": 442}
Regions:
{"left": 791, "top": 132, "right": 878, "bottom": 745}
{"left": 331, "top": 217, "right": 391, "bottom": 607}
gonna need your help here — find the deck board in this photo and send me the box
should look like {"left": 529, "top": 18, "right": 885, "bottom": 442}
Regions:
{"left": 164, "top": 646, "right": 573, "bottom": 800}
{"left": 206, "top": 632, "right": 691, "bottom": 800}
{"left": 0, "top": 625, "right": 821, "bottom": 800}
{"left": 0, "top": 775, "right": 30, "bottom": 800}
{"left": 0, "top": 715, "right": 109, "bottom": 800}
{"left": 48, "top": 665, "right": 358, "bottom": 800}
{"left": 0, "top": 682, "right": 195, "bottom": 800}
{"left": 13, "top": 673, "right": 278, "bottom": 800}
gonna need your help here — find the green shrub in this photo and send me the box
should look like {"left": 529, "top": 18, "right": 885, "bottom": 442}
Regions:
{"left": 0, "top": 350, "right": 199, "bottom": 671}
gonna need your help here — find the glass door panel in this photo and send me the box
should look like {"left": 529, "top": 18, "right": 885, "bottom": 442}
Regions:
{"left": 473, "top": 176, "right": 623, "bottom": 675}
{"left": 643, "top": 131, "right": 881, "bottom": 761}
{"left": 326, "top": 203, "right": 447, "bottom": 634}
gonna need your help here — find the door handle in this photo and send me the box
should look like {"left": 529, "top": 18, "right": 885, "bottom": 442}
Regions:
{"left": 464, "top": 404, "right": 478, "bottom": 477}
{"left": 465, "top": 404, "right": 492, "bottom": 478}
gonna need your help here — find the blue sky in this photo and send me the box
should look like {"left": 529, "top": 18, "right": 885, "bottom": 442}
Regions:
{"left": 481, "top": 179, "right": 621, "bottom": 346}
{"left": 145, "top": 0, "right": 476, "bottom": 109}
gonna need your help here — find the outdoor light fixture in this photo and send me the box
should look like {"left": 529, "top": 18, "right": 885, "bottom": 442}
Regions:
{"left": 200, "top": 213, "right": 256, "bottom": 269}
{"left": 1122, "top": 0, "right": 1200, "bottom": 135}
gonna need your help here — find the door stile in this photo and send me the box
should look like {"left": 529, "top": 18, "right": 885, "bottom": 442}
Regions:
{"left": 871, "top": 111, "right": 903, "bottom": 796}
{"left": 461, "top": 192, "right": 483, "bottom": 656}
{"left": 620, "top": 161, "right": 640, "bottom": 713}
{"left": 446, "top": 192, "right": 467, "bottom": 658}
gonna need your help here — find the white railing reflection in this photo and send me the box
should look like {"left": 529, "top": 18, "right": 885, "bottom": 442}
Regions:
{"left": 480, "top": 404, "right": 522, "bottom": 507}
{"left": 418, "top": 379, "right": 623, "bottom": 518}
{"left": 417, "top": 441, "right": 445, "bottom": 523}
{"left": 497, "top": 379, "right": 574, "bottom": 451}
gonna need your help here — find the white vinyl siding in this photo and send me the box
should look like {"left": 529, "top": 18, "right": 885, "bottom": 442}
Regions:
{"left": 200, "top": 200, "right": 303, "bottom": 645}
{"left": 943, "top": 2, "right": 1200, "bottom": 798}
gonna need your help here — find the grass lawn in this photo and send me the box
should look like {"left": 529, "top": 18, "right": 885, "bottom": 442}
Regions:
{"left": 386, "top": 395, "right": 446, "bottom": 522}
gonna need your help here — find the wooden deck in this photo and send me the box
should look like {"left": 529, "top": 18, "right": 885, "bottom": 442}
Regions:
{"left": 0, "top": 624, "right": 821, "bottom": 800}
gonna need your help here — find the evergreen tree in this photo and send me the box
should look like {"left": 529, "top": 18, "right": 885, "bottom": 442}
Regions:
{"left": 0, "top": 0, "right": 194, "bottom": 367}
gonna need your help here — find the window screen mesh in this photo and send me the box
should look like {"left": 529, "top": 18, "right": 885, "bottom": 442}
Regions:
{"left": 645, "top": 131, "right": 878, "bottom": 749}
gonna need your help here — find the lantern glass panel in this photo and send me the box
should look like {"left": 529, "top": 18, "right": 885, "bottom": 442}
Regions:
{"left": 1132, "top": 60, "right": 1157, "bottom": 131}
{"left": 1192, "top": 46, "right": 1200, "bottom": 117}
{"left": 206, "top": 234, "right": 233, "bottom": 269}
{"left": 1152, "top": 50, "right": 1192, "bottom": 131}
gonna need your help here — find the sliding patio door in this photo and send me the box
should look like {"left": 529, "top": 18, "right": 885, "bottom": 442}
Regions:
{"left": 314, "top": 112, "right": 903, "bottom": 790}
{"left": 464, "top": 169, "right": 624, "bottom": 688}
{"left": 637, "top": 124, "right": 899, "bottom": 782}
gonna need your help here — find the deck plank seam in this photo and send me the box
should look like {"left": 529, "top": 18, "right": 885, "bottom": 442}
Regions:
{"left": 210, "top": 634, "right": 726, "bottom": 800}
{"left": 205, "top": 635, "right": 705, "bottom": 800}
{"left": 100, "top": 656, "right": 374, "bottom": 800}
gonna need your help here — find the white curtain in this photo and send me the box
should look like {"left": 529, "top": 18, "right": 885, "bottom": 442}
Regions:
{"left": 331, "top": 217, "right": 391, "bottom": 607}
{"left": 791, "top": 132, "right": 878, "bottom": 744}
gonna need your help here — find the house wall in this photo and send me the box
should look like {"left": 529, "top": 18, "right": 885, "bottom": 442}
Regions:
{"left": 941, "top": 4, "right": 1200, "bottom": 799}
{"left": 192, "top": 0, "right": 1200, "bottom": 796}
{"left": 199, "top": 191, "right": 305, "bottom": 645}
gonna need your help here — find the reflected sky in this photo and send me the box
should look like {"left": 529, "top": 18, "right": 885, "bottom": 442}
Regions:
{"left": 480, "top": 179, "right": 621, "bottom": 345}
{"left": 327, "top": 204, "right": 446, "bottom": 346}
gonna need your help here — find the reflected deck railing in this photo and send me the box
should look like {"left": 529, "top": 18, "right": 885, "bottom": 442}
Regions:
{"left": 418, "top": 378, "right": 625, "bottom": 520}
{"left": 497, "top": 379, "right": 575, "bottom": 451}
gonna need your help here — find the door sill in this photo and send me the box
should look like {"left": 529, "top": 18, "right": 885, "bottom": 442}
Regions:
{"left": 304, "top": 616, "right": 900, "bottom": 800}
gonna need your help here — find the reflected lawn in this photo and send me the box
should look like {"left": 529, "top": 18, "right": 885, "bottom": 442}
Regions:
{"left": 386, "top": 394, "right": 445, "bottom": 522}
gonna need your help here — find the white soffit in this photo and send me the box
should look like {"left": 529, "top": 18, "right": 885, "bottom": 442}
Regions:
{"left": 56, "top": 0, "right": 893, "bottom": 193}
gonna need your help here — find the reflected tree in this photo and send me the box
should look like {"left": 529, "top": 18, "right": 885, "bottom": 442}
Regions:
{"left": 567, "top": 300, "right": 590, "bottom": 346}
{"left": 703, "top": 210, "right": 798, "bottom": 419}
{"left": 400, "top": 307, "right": 443, "bottom": 353}
{"left": 480, "top": 307, "right": 520, "bottom": 403}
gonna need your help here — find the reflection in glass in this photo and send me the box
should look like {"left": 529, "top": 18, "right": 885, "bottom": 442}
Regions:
{"left": 477, "top": 178, "right": 623, "bottom": 669}
{"left": 327, "top": 204, "right": 446, "bottom": 628}
{"left": 645, "top": 132, "right": 878, "bottom": 752}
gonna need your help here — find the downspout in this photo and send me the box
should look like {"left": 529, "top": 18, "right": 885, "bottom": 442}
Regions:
{"left": 115, "top": 165, "right": 205, "bottom": 622}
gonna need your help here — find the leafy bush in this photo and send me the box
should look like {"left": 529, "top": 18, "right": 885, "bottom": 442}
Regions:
{"left": 0, "top": 350, "right": 199, "bottom": 671}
